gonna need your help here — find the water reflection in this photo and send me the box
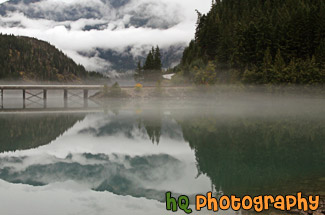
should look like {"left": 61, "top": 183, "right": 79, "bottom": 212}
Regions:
{"left": 0, "top": 94, "right": 324, "bottom": 214}
{"left": 0, "top": 112, "right": 212, "bottom": 203}
{"left": 0, "top": 152, "right": 183, "bottom": 201}
{"left": 0, "top": 114, "right": 84, "bottom": 152}
{"left": 179, "top": 115, "right": 325, "bottom": 196}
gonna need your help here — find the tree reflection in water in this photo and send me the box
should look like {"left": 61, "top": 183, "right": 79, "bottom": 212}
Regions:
{"left": 0, "top": 107, "right": 324, "bottom": 202}
{"left": 178, "top": 115, "right": 325, "bottom": 197}
{"left": 0, "top": 114, "right": 85, "bottom": 153}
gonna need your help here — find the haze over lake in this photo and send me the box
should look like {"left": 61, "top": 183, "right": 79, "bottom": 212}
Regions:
{"left": 0, "top": 89, "right": 324, "bottom": 215}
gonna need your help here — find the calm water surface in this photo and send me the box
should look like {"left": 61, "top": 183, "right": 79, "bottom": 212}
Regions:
{"left": 0, "top": 92, "right": 324, "bottom": 215}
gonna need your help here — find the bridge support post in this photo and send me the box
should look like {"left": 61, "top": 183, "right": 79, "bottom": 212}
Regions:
{"left": 0, "top": 89, "right": 3, "bottom": 109}
{"left": 23, "top": 89, "right": 26, "bottom": 109}
{"left": 43, "top": 89, "right": 47, "bottom": 108}
{"left": 64, "top": 89, "right": 68, "bottom": 108}
{"left": 84, "top": 89, "right": 88, "bottom": 108}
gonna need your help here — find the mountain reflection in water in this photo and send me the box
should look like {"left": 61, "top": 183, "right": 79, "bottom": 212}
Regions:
{"left": 0, "top": 95, "right": 324, "bottom": 215}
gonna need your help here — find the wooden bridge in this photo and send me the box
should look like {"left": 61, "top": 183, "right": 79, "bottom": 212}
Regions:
{"left": 0, "top": 85, "right": 105, "bottom": 109}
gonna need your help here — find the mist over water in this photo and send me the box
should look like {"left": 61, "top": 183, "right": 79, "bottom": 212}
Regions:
{"left": 0, "top": 87, "right": 324, "bottom": 215}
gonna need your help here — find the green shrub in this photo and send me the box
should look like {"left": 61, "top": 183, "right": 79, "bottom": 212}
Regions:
{"left": 102, "top": 82, "right": 127, "bottom": 98}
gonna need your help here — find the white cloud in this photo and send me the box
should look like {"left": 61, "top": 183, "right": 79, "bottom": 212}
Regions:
{"left": 64, "top": 49, "right": 111, "bottom": 72}
{"left": 0, "top": 0, "right": 211, "bottom": 72}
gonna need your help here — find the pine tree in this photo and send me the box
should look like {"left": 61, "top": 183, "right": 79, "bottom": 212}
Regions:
{"left": 137, "top": 60, "right": 142, "bottom": 72}
{"left": 274, "top": 49, "right": 285, "bottom": 71}
{"left": 143, "top": 46, "right": 162, "bottom": 72}
{"left": 143, "top": 50, "right": 154, "bottom": 71}
{"left": 134, "top": 60, "right": 143, "bottom": 80}
{"left": 154, "top": 46, "right": 162, "bottom": 71}
{"left": 316, "top": 39, "right": 325, "bottom": 70}
{"left": 272, "top": 49, "right": 286, "bottom": 83}
{"left": 262, "top": 47, "right": 273, "bottom": 83}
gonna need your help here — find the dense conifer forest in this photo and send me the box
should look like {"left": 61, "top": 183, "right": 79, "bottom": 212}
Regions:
{"left": 135, "top": 46, "right": 162, "bottom": 81}
{"left": 175, "top": 0, "right": 325, "bottom": 85}
{"left": 0, "top": 34, "right": 104, "bottom": 82}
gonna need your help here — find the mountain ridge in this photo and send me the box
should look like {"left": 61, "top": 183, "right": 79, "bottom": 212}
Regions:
{"left": 0, "top": 34, "right": 105, "bottom": 81}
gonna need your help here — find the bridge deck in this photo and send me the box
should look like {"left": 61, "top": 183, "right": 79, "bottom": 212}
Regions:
{"left": 0, "top": 85, "right": 105, "bottom": 90}
{"left": 0, "top": 85, "right": 184, "bottom": 90}
{"left": 0, "top": 107, "right": 103, "bottom": 114}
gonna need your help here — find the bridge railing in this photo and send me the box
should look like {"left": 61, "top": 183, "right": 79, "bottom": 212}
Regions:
{"left": 0, "top": 85, "right": 104, "bottom": 109}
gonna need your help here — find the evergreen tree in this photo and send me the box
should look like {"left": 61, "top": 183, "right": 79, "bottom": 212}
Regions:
{"left": 143, "top": 50, "right": 154, "bottom": 71}
{"left": 262, "top": 47, "right": 273, "bottom": 83}
{"left": 143, "top": 46, "right": 162, "bottom": 72}
{"left": 136, "top": 46, "right": 163, "bottom": 81}
{"left": 137, "top": 60, "right": 142, "bottom": 72}
{"left": 154, "top": 46, "right": 162, "bottom": 70}
{"left": 273, "top": 49, "right": 286, "bottom": 83}
{"left": 134, "top": 60, "right": 143, "bottom": 80}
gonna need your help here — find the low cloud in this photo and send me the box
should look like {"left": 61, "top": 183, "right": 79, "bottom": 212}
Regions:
{"left": 0, "top": 0, "right": 211, "bottom": 73}
{"left": 64, "top": 49, "right": 111, "bottom": 72}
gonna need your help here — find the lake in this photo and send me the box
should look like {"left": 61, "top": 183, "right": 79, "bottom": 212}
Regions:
{"left": 0, "top": 89, "right": 324, "bottom": 215}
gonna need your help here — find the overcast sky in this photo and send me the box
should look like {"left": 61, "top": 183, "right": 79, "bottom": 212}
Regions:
{"left": 0, "top": 0, "right": 211, "bottom": 72}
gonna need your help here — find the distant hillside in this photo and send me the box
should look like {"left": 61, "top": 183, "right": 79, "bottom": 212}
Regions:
{"left": 0, "top": 34, "right": 104, "bottom": 82}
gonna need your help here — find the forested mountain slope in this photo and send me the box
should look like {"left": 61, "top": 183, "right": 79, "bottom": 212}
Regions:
{"left": 0, "top": 34, "right": 103, "bottom": 82}
{"left": 177, "top": 0, "right": 325, "bottom": 85}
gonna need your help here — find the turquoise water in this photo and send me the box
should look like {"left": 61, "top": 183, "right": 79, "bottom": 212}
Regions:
{"left": 0, "top": 93, "right": 324, "bottom": 215}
